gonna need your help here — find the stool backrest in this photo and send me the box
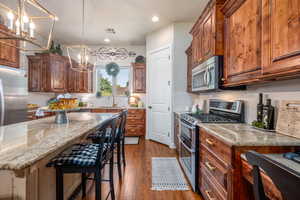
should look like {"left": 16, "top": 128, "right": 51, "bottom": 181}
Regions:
{"left": 119, "top": 110, "right": 128, "bottom": 138}
{"left": 95, "top": 115, "right": 119, "bottom": 166}
{"left": 246, "top": 151, "right": 300, "bottom": 200}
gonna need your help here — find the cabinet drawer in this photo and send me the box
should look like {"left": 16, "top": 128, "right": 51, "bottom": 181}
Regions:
{"left": 200, "top": 172, "right": 225, "bottom": 200}
{"left": 201, "top": 148, "right": 229, "bottom": 193}
{"left": 128, "top": 109, "right": 145, "bottom": 115}
{"left": 127, "top": 118, "right": 145, "bottom": 125}
{"left": 126, "top": 125, "right": 144, "bottom": 136}
{"left": 201, "top": 129, "right": 232, "bottom": 166}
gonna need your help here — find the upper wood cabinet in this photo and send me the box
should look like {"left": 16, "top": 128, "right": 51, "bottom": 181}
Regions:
{"left": 222, "top": 0, "right": 262, "bottom": 86}
{"left": 261, "top": 0, "right": 300, "bottom": 78}
{"left": 0, "top": 24, "right": 19, "bottom": 68}
{"left": 132, "top": 63, "right": 146, "bottom": 93}
{"left": 28, "top": 53, "right": 93, "bottom": 93}
{"left": 190, "top": 0, "right": 225, "bottom": 67}
{"left": 186, "top": 46, "right": 193, "bottom": 93}
{"left": 28, "top": 54, "right": 67, "bottom": 93}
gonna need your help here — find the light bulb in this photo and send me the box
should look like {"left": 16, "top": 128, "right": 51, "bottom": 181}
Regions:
{"left": 77, "top": 54, "right": 82, "bottom": 61}
{"left": 7, "top": 12, "right": 14, "bottom": 20}
{"left": 152, "top": 16, "right": 159, "bottom": 23}
{"left": 104, "top": 38, "right": 110, "bottom": 43}
{"left": 23, "top": 15, "right": 29, "bottom": 23}
{"left": 15, "top": 20, "right": 20, "bottom": 35}
{"left": 6, "top": 12, "right": 14, "bottom": 30}
{"left": 29, "top": 22, "right": 35, "bottom": 38}
{"left": 85, "top": 56, "right": 89, "bottom": 61}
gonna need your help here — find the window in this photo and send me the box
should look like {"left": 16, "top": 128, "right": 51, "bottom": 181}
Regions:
{"left": 97, "top": 66, "right": 130, "bottom": 97}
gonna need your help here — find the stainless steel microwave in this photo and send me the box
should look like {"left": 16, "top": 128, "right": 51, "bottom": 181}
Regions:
{"left": 192, "top": 56, "right": 222, "bottom": 92}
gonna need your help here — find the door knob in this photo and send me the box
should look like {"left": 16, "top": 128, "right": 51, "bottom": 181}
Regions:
{"left": 148, "top": 106, "right": 152, "bottom": 109}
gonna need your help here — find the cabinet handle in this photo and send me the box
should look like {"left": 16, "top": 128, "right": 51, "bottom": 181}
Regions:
{"left": 206, "top": 138, "right": 214, "bottom": 146}
{"left": 205, "top": 190, "right": 216, "bottom": 200}
{"left": 205, "top": 161, "right": 216, "bottom": 171}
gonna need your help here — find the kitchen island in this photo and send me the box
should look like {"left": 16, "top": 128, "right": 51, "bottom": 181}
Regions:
{"left": 0, "top": 112, "right": 116, "bottom": 200}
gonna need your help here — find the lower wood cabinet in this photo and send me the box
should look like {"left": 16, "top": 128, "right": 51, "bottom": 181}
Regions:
{"left": 91, "top": 108, "right": 146, "bottom": 136}
{"left": 199, "top": 128, "right": 300, "bottom": 200}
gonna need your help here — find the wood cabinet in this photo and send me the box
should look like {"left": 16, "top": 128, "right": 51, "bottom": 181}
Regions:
{"left": 261, "top": 0, "right": 300, "bottom": 79}
{"left": 91, "top": 108, "right": 146, "bottom": 136}
{"left": 186, "top": 46, "right": 193, "bottom": 93}
{"left": 190, "top": 0, "right": 225, "bottom": 67}
{"left": 126, "top": 109, "right": 146, "bottom": 136}
{"left": 132, "top": 63, "right": 146, "bottom": 93}
{"left": 68, "top": 61, "right": 93, "bottom": 93}
{"left": 0, "top": 24, "right": 19, "bottom": 68}
{"left": 28, "top": 54, "right": 67, "bottom": 93}
{"left": 222, "top": 0, "right": 262, "bottom": 86}
{"left": 28, "top": 54, "right": 93, "bottom": 93}
{"left": 199, "top": 128, "right": 300, "bottom": 200}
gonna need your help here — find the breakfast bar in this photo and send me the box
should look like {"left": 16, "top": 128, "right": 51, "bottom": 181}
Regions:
{"left": 0, "top": 112, "right": 116, "bottom": 200}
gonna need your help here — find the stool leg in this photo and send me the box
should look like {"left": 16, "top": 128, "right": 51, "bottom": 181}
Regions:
{"left": 117, "top": 140, "right": 122, "bottom": 179}
{"left": 122, "top": 137, "right": 126, "bottom": 167}
{"left": 56, "top": 168, "right": 63, "bottom": 200}
{"left": 109, "top": 155, "right": 115, "bottom": 200}
{"left": 95, "top": 170, "right": 101, "bottom": 200}
{"left": 82, "top": 173, "right": 86, "bottom": 198}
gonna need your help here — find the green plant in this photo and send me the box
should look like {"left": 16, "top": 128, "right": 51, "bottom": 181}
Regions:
{"left": 252, "top": 120, "right": 264, "bottom": 129}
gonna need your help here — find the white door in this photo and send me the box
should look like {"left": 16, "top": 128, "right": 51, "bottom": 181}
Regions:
{"left": 147, "top": 46, "right": 172, "bottom": 146}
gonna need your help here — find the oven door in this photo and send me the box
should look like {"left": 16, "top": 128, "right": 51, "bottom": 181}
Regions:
{"left": 178, "top": 120, "right": 197, "bottom": 191}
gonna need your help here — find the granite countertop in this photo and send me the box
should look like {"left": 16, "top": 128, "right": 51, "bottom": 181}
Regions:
{"left": 199, "top": 123, "right": 300, "bottom": 147}
{"left": 0, "top": 112, "right": 115, "bottom": 171}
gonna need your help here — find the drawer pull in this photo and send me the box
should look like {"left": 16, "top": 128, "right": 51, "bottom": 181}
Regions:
{"left": 205, "top": 190, "right": 216, "bottom": 200}
{"left": 205, "top": 161, "right": 216, "bottom": 171}
{"left": 206, "top": 138, "right": 214, "bottom": 146}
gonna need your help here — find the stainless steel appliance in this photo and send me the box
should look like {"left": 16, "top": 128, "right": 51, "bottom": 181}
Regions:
{"left": 178, "top": 99, "right": 244, "bottom": 191}
{"left": 0, "top": 66, "right": 27, "bottom": 126}
{"left": 192, "top": 56, "right": 222, "bottom": 92}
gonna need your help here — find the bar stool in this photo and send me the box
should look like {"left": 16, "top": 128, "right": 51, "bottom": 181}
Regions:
{"left": 88, "top": 110, "right": 127, "bottom": 179}
{"left": 246, "top": 151, "right": 300, "bottom": 200}
{"left": 47, "top": 115, "right": 120, "bottom": 200}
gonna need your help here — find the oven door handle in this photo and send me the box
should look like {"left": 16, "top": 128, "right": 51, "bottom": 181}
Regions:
{"left": 180, "top": 120, "right": 196, "bottom": 130}
{"left": 178, "top": 135, "right": 196, "bottom": 153}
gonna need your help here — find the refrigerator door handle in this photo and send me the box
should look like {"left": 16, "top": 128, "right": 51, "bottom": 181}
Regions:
{"left": 0, "top": 80, "right": 5, "bottom": 126}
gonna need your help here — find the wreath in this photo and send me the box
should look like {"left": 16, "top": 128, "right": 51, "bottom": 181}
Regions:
{"left": 105, "top": 62, "right": 120, "bottom": 77}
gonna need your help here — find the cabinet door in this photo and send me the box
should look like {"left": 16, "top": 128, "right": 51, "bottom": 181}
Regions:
{"left": 50, "top": 58, "right": 67, "bottom": 92}
{"left": 223, "top": 0, "right": 262, "bottom": 86}
{"left": 202, "top": 9, "right": 214, "bottom": 61}
{"left": 133, "top": 63, "right": 146, "bottom": 93}
{"left": 28, "top": 58, "right": 42, "bottom": 92}
{"left": 68, "top": 68, "right": 77, "bottom": 92}
{"left": 192, "top": 28, "right": 203, "bottom": 67}
{"left": 0, "top": 25, "right": 19, "bottom": 68}
{"left": 262, "top": 0, "right": 300, "bottom": 76}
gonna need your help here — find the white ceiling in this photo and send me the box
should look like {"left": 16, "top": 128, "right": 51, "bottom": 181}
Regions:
{"left": 2, "top": 0, "right": 210, "bottom": 45}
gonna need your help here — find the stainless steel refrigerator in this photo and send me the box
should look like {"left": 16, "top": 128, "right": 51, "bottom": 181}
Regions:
{"left": 0, "top": 66, "right": 27, "bottom": 126}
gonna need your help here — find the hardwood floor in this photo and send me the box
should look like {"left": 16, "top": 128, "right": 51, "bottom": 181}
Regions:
{"left": 82, "top": 138, "right": 203, "bottom": 200}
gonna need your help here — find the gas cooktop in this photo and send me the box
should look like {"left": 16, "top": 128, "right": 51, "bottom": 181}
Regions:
{"left": 188, "top": 113, "right": 240, "bottom": 123}
{"left": 180, "top": 99, "right": 244, "bottom": 125}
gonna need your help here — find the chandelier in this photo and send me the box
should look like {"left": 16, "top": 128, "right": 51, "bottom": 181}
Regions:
{"left": 0, "top": 0, "right": 58, "bottom": 51}
{"left": 67, "top": 0, "right": 93, "bottom": 72}
{"left": 90, "top": 47, "right": 136, "bottom": 61}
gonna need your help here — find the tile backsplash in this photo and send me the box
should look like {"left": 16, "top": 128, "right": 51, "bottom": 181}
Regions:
{"left": 191, "top": 78, "right": 300, "bottom": 125}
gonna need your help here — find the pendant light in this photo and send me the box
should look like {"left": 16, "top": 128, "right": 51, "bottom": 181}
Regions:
{"left": 67, "top": 0, "right": 93, "bottom": 72}
{"left": 0, "top": 0, "right": 58, "bottom": 51}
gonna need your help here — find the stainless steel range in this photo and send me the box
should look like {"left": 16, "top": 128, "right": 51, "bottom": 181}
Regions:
{"left": 178, "top": 99, "right": 244, "bottom": 192}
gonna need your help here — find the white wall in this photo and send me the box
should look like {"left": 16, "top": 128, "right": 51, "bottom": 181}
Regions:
{"left": 192, "top": 78, "right": 300, "bottom": 125}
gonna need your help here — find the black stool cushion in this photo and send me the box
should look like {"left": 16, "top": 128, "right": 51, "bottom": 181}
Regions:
{"left": 48, "top": 144, "right": 103, "bottom": 167}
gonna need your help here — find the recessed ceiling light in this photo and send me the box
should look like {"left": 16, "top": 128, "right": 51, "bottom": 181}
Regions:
{"left": 104, "top": 38, "right": 110, "bottom": 43}
{"left": 152, "top": 16, "right": 159, "bottom": 23}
